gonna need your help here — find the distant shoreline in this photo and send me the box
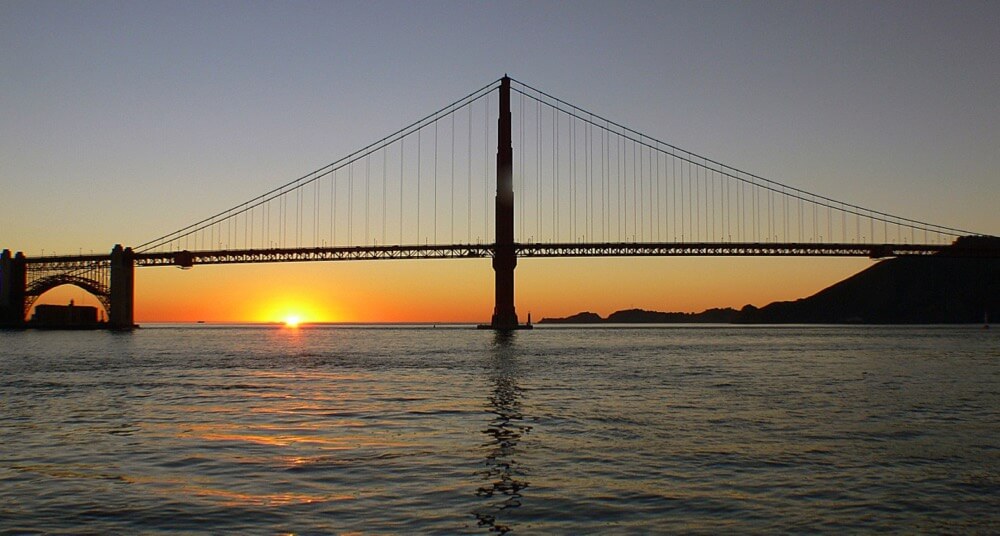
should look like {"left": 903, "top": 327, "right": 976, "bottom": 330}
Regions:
{"left": 543, "top": 249, "right": 999, "bottom": 325}
{"left": 538, "top": 308, "right": 991, "bottom": 325}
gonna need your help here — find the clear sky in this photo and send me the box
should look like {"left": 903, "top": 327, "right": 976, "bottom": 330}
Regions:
{"left": 2, "top": 1, "right": 998, "bottom": 322}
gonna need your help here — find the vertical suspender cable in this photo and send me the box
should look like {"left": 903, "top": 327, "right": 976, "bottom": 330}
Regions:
{"left": 602, "top": 127, "right": 607, "bottom": 242}
{"left": 399, "top": 141, "right": 404, "bottom": 244}
{"left": 552, "top": 106, "right": 557, "bottom": 241}
{"left": 615, "top": 132, "right": 625, "bottom": 242}
{"left": 632, "top": 140, "right": 637, "bottom": 240}
{"left": 365, "top": 155, "right": 370, "bottom": 245}
{"left": 710, "top": 167, "right": 715, "bottom": 242}
{"left": 767, "top": 187, "right": 772, "bottom": 241}
{"left": 813, "top": 196, "right": 818, "bottom": 242}
{"left": 555, "top": 106, "right": 560, "bottom": 241}
{"left": 658, "top": 148, "right": 663, "bottom": 241}
{"left": 330, "top": 168, "right": 336, "bottom": 245}
{"left": 726, "top": 167, "right": 730, "bottom": 241}
{"left": 573, "top": 117, "right": 578, "bottom": 241}
{"left": 451, "top": 111, "right": 455, "bottom": 244}
{"left": 348, "top": 163, "right": 353, "bottom": 246}
{"left": 828, "top": 203, "right": 832, "bottom": 242}
{"left": 434, "top": 119, "right": 438, "bottom": 244}
{"left": 468, "top": 103, "right": 472, "bottom": 242}
{"left": 514, "top": 93, "right": 527, "bottom": 242}
{"left": 314, "top": 180, "right": 318, "bottom": 246}
{"left": 537, "top": 99, "right": 541, "bottom": 241}
{"left": 639, "top": 144, "right": 644, "bottom": 241}
{"left": 695, "top": 162, "right": 700, "bottom": 241}
{"left": 417, "top": 129, "right": 421, "bottom": 243}
{"left": 383, "top": 144, "right": 387, "bottom": 245}
{"left": 485, "top": 94, "right": 489, "bottom": 242}
{"left": 672, "top": 152, "right": 677, "bottom": 240}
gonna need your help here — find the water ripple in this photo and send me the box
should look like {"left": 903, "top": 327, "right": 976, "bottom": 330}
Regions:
{"left": 1, "top": 325, "right": 998, "bottom": 533}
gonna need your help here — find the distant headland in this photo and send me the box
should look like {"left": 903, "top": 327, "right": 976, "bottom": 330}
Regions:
{"left": 542, "top": 236, "right": 1000, "bottom": 325}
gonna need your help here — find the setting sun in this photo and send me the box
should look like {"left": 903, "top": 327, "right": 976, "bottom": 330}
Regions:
{"left": 247, "top": 289, "right": 340, "bottom": 325}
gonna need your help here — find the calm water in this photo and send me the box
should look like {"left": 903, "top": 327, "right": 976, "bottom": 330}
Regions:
{"left": 1, "top": 325, "right": 998, "bottom": 534}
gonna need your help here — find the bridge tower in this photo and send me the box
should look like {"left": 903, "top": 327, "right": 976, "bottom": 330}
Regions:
{"left": 109, "top": 244, "right": 135, "bottom": 330}
{"left": 488, "top": 76, "right": 525, "bottom": 331}
{"left": 0, "top": 249, "right": 27, "bottom": 328}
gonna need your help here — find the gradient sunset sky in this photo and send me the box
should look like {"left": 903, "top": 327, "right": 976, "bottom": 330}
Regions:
{"left": 2, "top": 1, "right": 998, "bottom": 323}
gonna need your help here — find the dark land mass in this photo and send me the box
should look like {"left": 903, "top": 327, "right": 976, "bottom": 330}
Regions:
{"left": 541, "top": 236, "right": 1000, "bottom": 325}
{"left": 546, "top": 308, "right": 741, "bottom": 324}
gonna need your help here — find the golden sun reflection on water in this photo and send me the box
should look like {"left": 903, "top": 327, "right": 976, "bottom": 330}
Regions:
{"left": 176, "top": 422, "right": 410, "bottom": 450}
{"left": 89, "top": 471, "right": 354, "bottom": 508}
{"left": 128, "top": 474, "right": 354, "bottom": 507}
{"left": 184, "top": 486, "right": 353, "bottom": 507}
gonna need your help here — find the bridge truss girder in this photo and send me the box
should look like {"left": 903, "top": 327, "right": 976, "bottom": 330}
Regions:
{"left": 515, "top": 242, "right": 950, "bottom": 259}
{"left": 134, "top": 245, "right": 495, "bottom": 266}
{"left": 23, "top": 258, "right": 112, "bottom": 318}
{"left": 125, "top": 240, "right": 988, "bottom": 269}
{"left": 14, "top": 247, "right": 133, "bottom": 328}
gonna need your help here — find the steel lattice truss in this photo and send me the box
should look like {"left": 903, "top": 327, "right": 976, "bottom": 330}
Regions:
{"left": 515, "top": 242, "right": 952, "bottom": 258}
{"left": 23, "top": 256, "right": 111, "bottom": 315}
{"left": 114, "top": 241, "right": 982, "bottom": 268}
{"left": 133, "top": 245, "right": 495, "bottom": 266}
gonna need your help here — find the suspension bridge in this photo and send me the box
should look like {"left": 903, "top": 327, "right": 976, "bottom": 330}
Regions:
{"left": 1, "top": 76, "right": 993, "bottom": 330}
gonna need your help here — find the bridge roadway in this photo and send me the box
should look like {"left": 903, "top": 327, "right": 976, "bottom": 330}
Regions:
{"left": 21, "top": 241, "right": 970, "bottom": 270}
{"left": 24, "top": 242, "right": 978, "bottom": 269}
{"left": 6, "top": 240, "right": 993, "bottom": 330}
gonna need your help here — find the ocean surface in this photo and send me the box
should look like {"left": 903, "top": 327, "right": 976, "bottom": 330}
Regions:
{"left": 1, "top": 325, "right": 998, "bottom": 534}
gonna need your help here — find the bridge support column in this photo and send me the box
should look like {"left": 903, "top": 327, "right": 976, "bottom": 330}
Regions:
{"left": 1, "top": 249, "right": 27, "bottom": 328}
{"left": 487, "top": 76, "right": 525, "bottom": 331}
{"left": 109, "top": 244, "right": 135, "bottom": 330}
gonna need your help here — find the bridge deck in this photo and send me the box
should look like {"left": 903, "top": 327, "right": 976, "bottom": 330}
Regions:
{"left": 21, "top": 242, "right": 993, "bottom": 268}
{"left": 118, "top": 242, "right": 973, "bottom": 267}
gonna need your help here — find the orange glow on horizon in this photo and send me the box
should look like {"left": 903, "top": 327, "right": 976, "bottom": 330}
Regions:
{"left": 118, "top": 256, "right": 874, "bottom": 323}
{"left": 258, "top": 299, "right": 332, "bottom": 325}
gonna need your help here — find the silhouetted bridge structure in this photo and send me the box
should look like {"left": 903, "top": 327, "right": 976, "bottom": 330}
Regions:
{"left": 1, "top": 77, "right": 993, "bottom": 330}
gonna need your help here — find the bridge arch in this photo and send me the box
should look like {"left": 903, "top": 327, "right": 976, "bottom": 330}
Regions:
{"left": 24, "top": 274, "right": 111, "bottom": 321}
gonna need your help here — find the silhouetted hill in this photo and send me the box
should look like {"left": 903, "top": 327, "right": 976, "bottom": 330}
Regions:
{"left": 738, "top": 255, "right": 999, "bottom": 323}
{"left": 540, "top": 238, "right": 1000, "bottom": 324}
{"left": 605, "top": 308, "right": 740, "bottom": 323}
{"left": 540, "top": 307, "right": 740, "bottom": 324}
{"left": 542, "top": 311, "right": 604, "bottom": 323}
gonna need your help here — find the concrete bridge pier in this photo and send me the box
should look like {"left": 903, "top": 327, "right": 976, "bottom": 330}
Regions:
{"left": 109, "top": 244, "right": 135, "bottom": 330}
{"left": 1, "top": 249, "right": 27, "bottom": 328}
